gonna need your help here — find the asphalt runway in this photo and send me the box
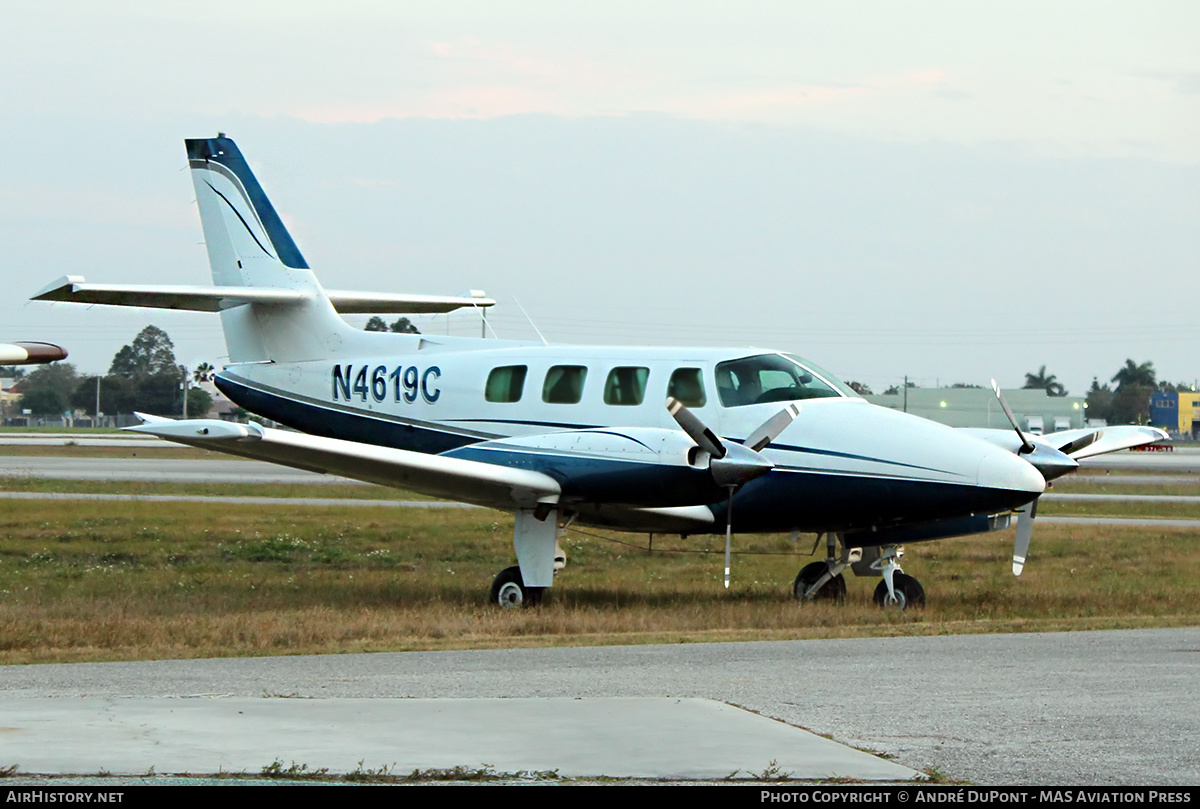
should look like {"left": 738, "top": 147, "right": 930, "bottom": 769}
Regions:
{"left": 0, "top": 456, "right": 345, "bottom": 484}
{"left": 1079, "top": 448, "right": 1200, "bottom": 472}
{"left": 3, "top": 629, "right": 1197, "bottom": 785}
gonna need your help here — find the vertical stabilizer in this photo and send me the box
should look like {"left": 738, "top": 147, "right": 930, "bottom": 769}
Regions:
{"left": 185, "top": 134, "right": 356, "bottom": 363}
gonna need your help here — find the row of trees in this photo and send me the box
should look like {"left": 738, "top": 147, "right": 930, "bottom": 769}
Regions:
{"left": 365, "top": 316, "right": 420, "bottom": 334}
{"left": 1018, "top": 360, "right": 1193, "bottom": 424}
{"left": 8, "top": 326, "right": 212, "bottom": 418}
{"left": 1022, "top": 359, "right": 1193, "bottom": 425}
{"left": 6, "top": 314, "right": 421, "bottom": 418}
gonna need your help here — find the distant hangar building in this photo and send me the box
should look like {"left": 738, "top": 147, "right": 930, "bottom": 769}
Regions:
{"left": 1149, "top": 391, "right": 1200, "bottom": 439}
{"left": 865, "top": 387, "right": 1087, "bottom": 433}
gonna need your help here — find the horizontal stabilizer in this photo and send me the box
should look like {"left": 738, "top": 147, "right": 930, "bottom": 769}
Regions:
{"left": 326, "top": 289, "right": 494, "bottom": 314}
{"left": 125, "top": 414, "right": 559, "bottom": 510}
{"left": 33, "top": 277, "right": 307, "bottom": 311}
{"left": 33, "top": 276, "right": 495, "bottom": 315}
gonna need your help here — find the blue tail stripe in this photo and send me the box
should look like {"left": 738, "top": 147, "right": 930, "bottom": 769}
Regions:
{"left": 185, "top": 136, "right": 309, "bottom": 269}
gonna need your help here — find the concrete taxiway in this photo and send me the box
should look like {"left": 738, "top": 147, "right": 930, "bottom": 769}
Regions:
{"left": 2, "top": 696, "right": 914, "bottom": 782}
{"left": 3, "top": 629, "right": 1197, "bottom": 785}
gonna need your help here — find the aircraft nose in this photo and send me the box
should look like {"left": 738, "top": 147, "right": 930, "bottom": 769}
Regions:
{"left": 977, "top": 448, "right": 1046, "bottom": 496}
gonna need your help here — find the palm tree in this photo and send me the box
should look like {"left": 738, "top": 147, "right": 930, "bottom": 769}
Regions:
{"left": 1110, "top": 360, "right": 1157, "bottom": 424}
{"left": 1023, "top": 365, "right": 1066, "bottom": 397}
{"left": 192, "top": 362, "right": 215, "bottom": 384}
{"left": 1111, "top": 359, "right": 1156, "bottom": 389}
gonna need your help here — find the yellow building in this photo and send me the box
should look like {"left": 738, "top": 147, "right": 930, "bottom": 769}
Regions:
{"left": 1150, "top": 391, "right": 1200, "bottom": 438}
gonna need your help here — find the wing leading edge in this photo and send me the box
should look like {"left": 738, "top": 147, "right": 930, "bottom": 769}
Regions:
{"left": 959, "top": 425, "right": 1169, "bottom": 460}
{"left": 126, "top": 415, "right": 559, "bottom": 510}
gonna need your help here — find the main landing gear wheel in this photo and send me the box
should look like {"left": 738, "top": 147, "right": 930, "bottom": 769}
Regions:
{"left": 489, "top": 566, "right": 544, "bottom": 608}
{"left": 873, "top": 573, "right": 925, "bottom": 610}
{"left": 793, "top": 562, "right": 847, "bottom": 603}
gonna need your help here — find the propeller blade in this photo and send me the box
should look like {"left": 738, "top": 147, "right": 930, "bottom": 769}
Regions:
{"left": 1013, "top": 497, "right": 1038, "bottom": 576}
{"left": 990, "top": 379, "right": 1036, "bottom": 455}
{"left": 666, "top": 397, "right": 726, "bottom": 459}
{"left": 666, "top": 400, "right": 772, "bottom": 589}
{"left": 666, "top": 398, "right": 773, "bottom": 487}
{"left": 744, "top": 403, "right": 801, "bottom": 452}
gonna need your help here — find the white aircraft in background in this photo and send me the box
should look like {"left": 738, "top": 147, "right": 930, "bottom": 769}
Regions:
{"left": 33, "top": 135, "right": 1167, "bottom": 608}
{"left": 0, "top": 342, "right": 67, "bottom": 366}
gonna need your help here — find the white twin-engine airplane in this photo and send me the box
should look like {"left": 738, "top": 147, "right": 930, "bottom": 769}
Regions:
{"left": 34, "top": 135, "right": 1167, "bottom": 608}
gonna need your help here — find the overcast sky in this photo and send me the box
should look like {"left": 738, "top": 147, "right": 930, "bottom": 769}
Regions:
{"left": 3, "top": 1, "right": 1197, "bottom": 396}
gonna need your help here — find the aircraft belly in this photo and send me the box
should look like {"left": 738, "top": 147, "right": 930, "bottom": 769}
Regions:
{"left": 727, "top": 470, "right": 1036, "bottom": 535}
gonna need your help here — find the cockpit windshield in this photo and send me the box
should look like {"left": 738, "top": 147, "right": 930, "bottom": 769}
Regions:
{"left": 715, "top": 354, "right": 855, "bottom": 407}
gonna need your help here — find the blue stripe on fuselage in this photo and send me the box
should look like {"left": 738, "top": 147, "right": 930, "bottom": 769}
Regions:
{"left": 215, "top": 373, "right": 481, "bottom": 454}
{"left": 745, "top": 441, "right": 959, "bottom": 478}
{"left": 216, "top": 373, "right": 1028, "bottom": 533}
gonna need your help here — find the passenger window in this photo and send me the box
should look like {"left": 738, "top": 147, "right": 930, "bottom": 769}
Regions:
{"left": 542, "top": 365, "right": 588, "bottom": 404}
{"left": 604, "top": 367, "right": 649, "bottom": 406}
{"left": 485, "top": 365, "right": 528, "bottom": 403}
{"left": 667, "top": 368, "right": 707, "bottom": 407}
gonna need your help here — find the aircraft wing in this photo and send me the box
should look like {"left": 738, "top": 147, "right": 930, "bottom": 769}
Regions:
{"left": 0, "top": 341, "right": 67, "bottom": 365}
{"left": 960, "top": 425, "right": 1169, "bottom": 459}
{"left": 1038, "top": 425, "right": 1170, "bottom": 460}
{"left": 33, "top": 276, "right": 494, "bottom": 315}
{"left": 125, "top": 415, "right": 559, "bottom": 510}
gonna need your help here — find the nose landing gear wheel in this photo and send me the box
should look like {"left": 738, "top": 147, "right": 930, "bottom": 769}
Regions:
{"left": 489, "top": 566, "right": 545, "bottom": 607}
{"left": 793, "top": 562, "right": 847, "bottom": 603}
{"left": 873, "top": 572, "right": 925, "bottom": 609}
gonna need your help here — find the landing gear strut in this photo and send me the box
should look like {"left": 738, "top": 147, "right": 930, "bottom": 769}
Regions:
{"left": 872, "top": 573, "right": 925, "bottom": 609}
{"left": 792, "top": 536, "right": 925, "bottom": 609}
{"left": 794, "top": 561, "right": 847, "bottom": 602}
{"left": 793, "top": 533, "right": 854, "bottom": 603}
{"left": 871, "top": 545, "right": 925, "bottom": 609}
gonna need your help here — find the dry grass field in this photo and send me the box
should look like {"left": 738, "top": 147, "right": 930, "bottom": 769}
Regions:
{"left": 1, "top": 484, "right": 1197, "bottom": 664}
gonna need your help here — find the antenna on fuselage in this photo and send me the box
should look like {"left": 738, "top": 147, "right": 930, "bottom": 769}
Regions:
{"left": 512, "top": 295, "right": 549, "bottom": 346}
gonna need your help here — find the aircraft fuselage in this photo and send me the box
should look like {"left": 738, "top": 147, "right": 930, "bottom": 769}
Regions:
{"left": 215, "top": 340, "right": 1044, "bottom": 541}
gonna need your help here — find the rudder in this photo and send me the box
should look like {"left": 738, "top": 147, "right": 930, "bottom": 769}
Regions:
{"left": 186, "top": 134, "right": 309, "bottom": 284}
{"left": 186, "top": 134, "right": 357, "bottom": 363}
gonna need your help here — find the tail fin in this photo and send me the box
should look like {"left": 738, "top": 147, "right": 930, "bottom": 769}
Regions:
{"left": 33, "top": 134, "right": 495, "bottom": 363}
{"left": 185, "top": 134, "right": 309, "bottom": 282}
{"left": 186, "top": 134, "right": 355, "bottom": 363}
